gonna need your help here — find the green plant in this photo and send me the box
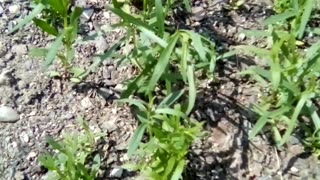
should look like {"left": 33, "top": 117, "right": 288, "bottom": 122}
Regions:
{"left": 265, "top": 0, "right": 314, "bottom": 39}
{"left": 118, "top": 91, "right": 205, "bottom": 179}
{"left": 273, "top": 0, "right": 291, "bottom": 13}
{"left": 238, "top": 10, "right": 320, "bottom": 148}
{"left": 8, "top": 0, "right": 85, "bottom": 82}
{"left": 38, "top": 116, "right": 104, "bottom": 180}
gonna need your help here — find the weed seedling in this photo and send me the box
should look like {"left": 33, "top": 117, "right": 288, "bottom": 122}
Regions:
{"left": 9, "top": 0, "right": 85, "bottom": 82}
{"left": 38, "top": 116, "right": 104, "bottom": 180}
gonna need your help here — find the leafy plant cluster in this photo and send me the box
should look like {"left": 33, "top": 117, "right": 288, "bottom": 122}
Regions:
{"left": 109, "top": 0, "right": 222, "bottom": 179}
{"left": 38, "top": 117, "right": 104, "bottom": 180}
{"left": 8, "top": 0, "right": 221, "bottom": 179}
{"left": 238, "top": 0, "right": 320, "bottom": 150}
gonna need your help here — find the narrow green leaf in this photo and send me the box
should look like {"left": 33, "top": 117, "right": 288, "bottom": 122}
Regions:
{"left": 116, "top": 98, "right": 147, "bottom": 111}
{"left": 279, "top": 92, "right": 312, "bottom": 146}
{"left": 306, "top": 38, "right": 320, "bottom": 60}
{"left": 249, "top": 113, "right": 269, "bottom": 140}
{"left": 164, "top": 157, "right": 176, "bottom": 177}
{"left": 155, "top": 0, "right": 164, "bottom": 36}
{"left": 138, "top": 26, "right": 167, "bottom": 48}
{"left": 108, "top": 6, "right": 152, "bottom": 30}
{"left": 48, "top": 0, "right": 66, "bottom": 16}
{"left": 148, "top": 33, "right": 179, "bottom": 91}
{"left": 183, "top": 0, "right": 192, "bottom": 12}
{"left": 8, "top": 3, "right": 45, "bottom": 34}
{"left": 263, "top": 10, "right": 296, "bottom": 26}
{"left": 127, "top": 123, "right": 147, "bottom": 157}
{"left": 70, "top": 7, "right": 83, "bottom": 24}
{"left": 154, "top": 108, "right": 187, "bottom": 119}
{"left": 29, "top": 48, "right": 48, "bottom": 57}
{"left": 298, "top": 0, "right": 314, "bottom": 39}
{"left": 186, "top": 65, "right": 196, "bottom": 115}
{"left": 171, "top": 159, "right": 185, "bottom": 180}
{"left": 44, "top": 31, "right": 65, "bottom": 68}
{"left": 236, "top": 45, "right": 271, "bottom": 57}
{"left": 91, "top": 154, "right": 101, "bottom": 177}
{"left": 189, "top": 32, "right": 206, "bottom": 60}
{"left": 33, "top": 18, "right": 58, "bottom": 36}
{"left": 158, "top": 90, "right": 185, "bottom": 108}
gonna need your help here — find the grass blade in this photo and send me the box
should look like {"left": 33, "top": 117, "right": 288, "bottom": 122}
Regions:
{"left": 298, "top": 0, "right": 314, "bottom": 39}
{"left": 186, "top": 65, "right": 196, "bottom": 115}
{"left": 171, "top": 159, "right": 185, "bottom": 180}
{"left": 127, "top": 123, "right": 147, "bottom": 158}
{"left": 44, "top": 31, "right": 65, "bottom": 68}
{"left": 279, "top": 92, "right": 312, "bottom": 146}
{"left": 148, "top": 33, "right": 179, "bottom": 91}
{"left": 189, "top": 32, "right": 206, "bottom": 61}
{"left": 158, "top": 89, "right": 185, "bottom": 108}
{"left": 263, "top": 10, "right": 296, "bottom": 26}
{"left": 154, "top": 108, "right": 187, "bottom": 119}
{"left": 138, "top": 26, "right": 167, "bottom": 48}
{"left": 155, "top": 0, "right": 164, "bottom": 36}
{"left": 8, "top": 3, "right": 45, "bottom": 34}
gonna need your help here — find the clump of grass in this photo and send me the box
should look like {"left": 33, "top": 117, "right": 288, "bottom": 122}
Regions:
{"left": 38, "top": 116, "right": 104, "bottom": 180}
{"left": 237, "top": 0, "right": 320, "bottom": 149}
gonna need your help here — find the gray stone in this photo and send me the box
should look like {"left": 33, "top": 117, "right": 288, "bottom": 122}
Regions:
{"left": 0, "top": 69, "right": 13, "bottom": 86}
{"left": 8, "top": 5, "right": 20, "bottom": 14}
{"left": 11, "top": 44, "right": 27, "bottom": 55}
{"left": 0, "top": 42, "right": 7, "bottom": 58}
{"left": 191, "top": 6, "right": 206, "bottom": 21}
{"left": 81, "top": 97, "right": 93, "bottom": 109}
{"left": 0, "top": 106, "right": 20, "bottom": 123}
{"left": 0, "top": 6, "right": 3, "bottom": 16}
{"left": 95, "top": 35, "right": 108, "bottom": 54}
{"left": 82, "top": 8, "right": 94, "bottom": 20}
{"left": 110, "top": 167, "right": 123, "bottom": 178}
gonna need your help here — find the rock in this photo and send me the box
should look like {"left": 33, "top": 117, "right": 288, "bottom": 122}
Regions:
{"left": 64, "top": 112, "right": 74, "bottom": 120}
{"left": 95, "top": 35, "right": 108, "bottom": 54}
{"left": 8, "top": 5, "right": 20, "bottom": 14}
{"left": 81, "top": 97, "right": 93, "bottom": 109}
{"left": 20, "top": 131, "right": 29, "bottom": 143}
{"left": 101, "top": 116, "right": 118, "bottom": 132}
{"left": 191, "top": 6, "right": 206, "bottom": 21}
{"left": 0, "top": 42, "right": 5, "bottom": 58}
{"left": 0, "top": 106, "right": 20, "bottom": 123}
{"left": 0, "top": 6, "right": 3, "bottom": 16}
{"left": 11, "top": 44, "right": 27, "bottom": 55}
{"left": 82, "top": 8, "right": 94, "bottom": 20}
{"left": 14, "top": 171, "right": 25, "bottom": 180}
{"left": 110, "top": 167, "right": 123, "bottom": 178}
{"left": 0, "top": 69, "right": 14, "bottom": 86}
{"left": 97, "top": 87, "right": 113, "bottom": 99}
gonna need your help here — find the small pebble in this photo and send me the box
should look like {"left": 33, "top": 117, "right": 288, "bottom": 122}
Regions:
{"left": 0, "top": 106, "right": 20, "bottom": 123}
{"left": 110, "top": 167, "right": 123, "bottom": 178}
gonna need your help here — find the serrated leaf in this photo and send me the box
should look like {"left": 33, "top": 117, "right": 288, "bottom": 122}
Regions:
{"left": 8, "top": 3, "right": 45, "bottom": 34}
{"left": 33, "top": 18, "right": 58, "bottom": 36}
